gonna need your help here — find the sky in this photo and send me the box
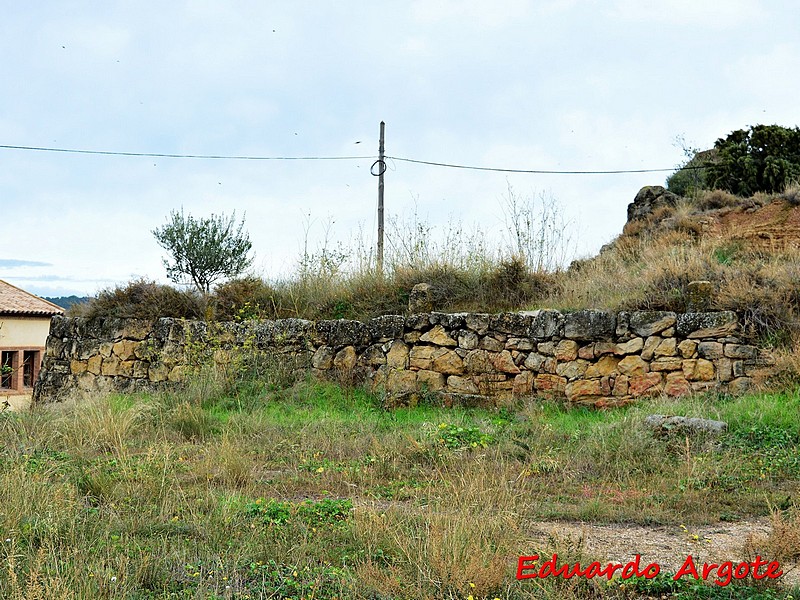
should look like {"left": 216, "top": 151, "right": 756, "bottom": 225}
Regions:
{"left": 1, "top": 1, "right": 798, "bottom": 298}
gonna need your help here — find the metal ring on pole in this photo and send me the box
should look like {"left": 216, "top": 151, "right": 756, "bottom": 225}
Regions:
{"left": 370, "top": 159, "right": 387, "bottom": 176}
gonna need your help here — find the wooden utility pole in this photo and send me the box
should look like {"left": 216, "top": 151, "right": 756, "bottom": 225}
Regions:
{"left": 377, "top": 121, "right": 385, "bottom": 275}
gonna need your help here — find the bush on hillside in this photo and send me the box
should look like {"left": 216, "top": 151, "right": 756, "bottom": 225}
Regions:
{"left": 706, "top": 124, "right": 800, "bottom": 196}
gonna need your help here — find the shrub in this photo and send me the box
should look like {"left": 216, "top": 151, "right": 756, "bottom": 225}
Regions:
{"left": 74, "top": 278, "right": 203, "bottom": 320}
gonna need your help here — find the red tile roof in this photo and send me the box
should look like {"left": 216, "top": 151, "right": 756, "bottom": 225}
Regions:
{"left": 0, "top": 280, "right": 65, "bottom": 316}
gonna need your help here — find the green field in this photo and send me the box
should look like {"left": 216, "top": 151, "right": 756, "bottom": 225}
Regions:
{"left": 2, "top": 368, "right": 799, "bottom": 599}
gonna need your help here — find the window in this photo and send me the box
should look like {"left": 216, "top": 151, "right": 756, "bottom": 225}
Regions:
{"left": 1, "top": 351, "right": 14, "bottom": 389}
{"left": 23, "top": 350, "right": 39, "bottom": 388}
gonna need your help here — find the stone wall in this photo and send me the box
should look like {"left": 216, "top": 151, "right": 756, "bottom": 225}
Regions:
{"left": 34, "top": 310, "right": 776, "bottom": 407}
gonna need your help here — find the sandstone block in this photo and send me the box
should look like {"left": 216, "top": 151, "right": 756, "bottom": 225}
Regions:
{"left": 534, "top": 374, "right": 567, "bottom": 394}
{"left": 555, "top": 340, "right": 579, "bottom": 361}
{"left": 464, "top": 349, "right": 494, "bottom": 374}
{"left": 403, "top": 331, "right": 422, "bottom": 344}
{"left": 641, "top": 336, "right": 661, "bottom": 361}
{"left": 523, "top": 353, "right": 546, "bottom": 372}
{"left": 70, "top": 360, "right": 88, "bottom": 375}
{"left": 148, "top": 362, "right": 170, "bottom": 382}
{"left": 492, "top": 350, "right": 521, "bottom": 374}
{"left": 447, "top": 375, "right": 480, "bottom": 395}
{"left": 614, "top": 337, "right": 644, "bottom": 355}
{"left": 556, "top": 359, "right": 589, "bottom": 380}
{"left": 101, "top": 357, "right": 120, "bottom": 376}
{"left": 654, "top": 338, "right": 677, "bottom": 357}
{"left": 409, "top": 345, "right": 437, "bottom": 370}
{"left": 612, "top": 375, "right": 629, "bottom": 396}
{"left": 716, "top": 357, "right": 734, "bottom": 382}
{"left": 663, "top": 372, "right": 691, "bottom": 397}
{"left": 416, "top": 370, "right": 445, "bottom": 391}
{"left": 618, "top": 355, "right": 648, "bottom": 376}
{"left": 513, "top": 371, "right": 534, "bottom": 395}
{"left": 118, "top": 360, "right": 135, "bottom": 378}
{"left": 333, "top": 346, "right": 358, "bottom": 371}
{"left": 99, "top": 341, "right": 114, "bottom": 358}
{"left": 506, "top": 337, "right": 534, "bottom": 351}
{"left": 361, "top": 344, "right": 386, "bottom": 366}
{"left": 385, "top": 340, "right": 410, "bottom": 369}
{"left": 431, "top": 348, "right": 465, "bottom": 375}
{"left": 650, "top": 358, "right": 683, "bottom": 372}
{"left": 727, "top": 377, "right": 753, "bottom": 394}
{"left": 420, "top": 325, "right": 457, "bottom": 347}
{"left": 387, "top": 370, "right": 417, "bottom": 394}
{"left": 585, "top": 355, "right": 620, "bottom": 378}
{"left": 629, "top": 311, "right": 677, "bottom": 337}
{"left": 629, "top": 372, "right": 662, "bottom": 396}
{"left": 682, "top": 358, "right": 715, "bottom": 381}
{"left": 578, "top": 344, "right": 595, "bottom": 360}
{"left": 479, "top": 336, "right": 504, "bottom": 352}
{"left": 408, "top": 283, "right": 434, "bottom": 313}
{"left": 566, "top": 379, "right": 602, "bottom": 401}
{"left": 538, "top": 342, "right": 556, "bottom": 356}
{"left": 678, "top": 339, "right": 698, "bottom": 358}
{"left": 87, "top": 354, "right": 103, "bottom": 376}
{"left": 595, "top": 342, "right": 616, "bottom": 356}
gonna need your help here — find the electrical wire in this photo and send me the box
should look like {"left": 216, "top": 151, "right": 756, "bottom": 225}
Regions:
{"left": 0, "top": 144, "right": 372, "bottom": 161}
{"left": 385, "top": 155, "right": 704, "bottom": 175}
{"left": 0, "top": 143, "right": 703, "bottom": 174}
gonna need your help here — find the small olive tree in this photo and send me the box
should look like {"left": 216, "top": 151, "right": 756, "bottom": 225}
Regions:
{"left": 152, "top": 209, "right": 253, "bottom": 296}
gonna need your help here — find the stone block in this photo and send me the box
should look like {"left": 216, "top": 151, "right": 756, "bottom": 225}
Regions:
{"left": 676, "top": 311, "right": 738, "bottom": 338}
{"left": 386, "top": 370, "right": 417, "bottom": 394}
{"left": 361, "top": 344, "right": 386, "bottom": 366}
{"left": 409, "top": 346, "right": 437, "bottom": 370}
{"left": 333, "top": 346, "right": 358, "bottom": 371}
{"left": 464, "top": 349, "right": 494, "bottom": 374}
{"left": 315, "top": 319, "right": 371, "bottom": 348}
{"left": 556, "top": 359, "right": 589, "bottom": 380}
{"left": 385, "top": 340, "right": 410, "bottom": 368}
{"left": 614, "top": 337, "right": 644, "bottom": 355}
{"left": 578, "top": 344, "right": 595, "bottom": 360}
{"left": 534, "top": 374, "right": 567, "bottom": 394}
{"left": 612, "top": 375, "right": 629, "bottom": 396}
{"left": 629, "top": 311, "right": 677, "bottom": 337}
{"left": 506, "top": 337, "right": 534, "bottom": 351}
{"left": 564, "top": 310, "right": 616, "bottom": 341}
{"left": 367, "top": 315, "right": 405, "bottom": 342}
{"left": 70, "top": 360, "right": 88, "bottom": 375}
{"left": 555, "top": 340, "right": 579, "bottom": 361}
{"left": 431, "top": 348, "right": 465, "bottom": 375}
{"left": 416, "top": 370, "right": 445, "bottom": 391}
{"left": 447, "top": 375, "right": 480, "bottom": 395}
{"left": 479, "top": 336, "right": 504, "bottom": 352}
{"left": 654, "top": 338, "right": 677, "bottom": 357}
{"left": 650, "top": 358, "right": 683, "bottom": 372}
{"left": 697, "top": 341, "right": 724, "bottom": 360}
{"left": 678, "top": 339, "right": 698, "bottom": 358}
{"left": 420, "top": 325, "right": 457, "bottom": 347}
{"left": 663, "top": 372, "right": 691, "bottom": 397}
{"left": 629, "top": 372, "right": 662, "bottom": 397}
{"left": 618, "top": 355, "right": 648, "bottom": 376}
{"left": 513, "top": 371, "right": 534, "bottom": 395}
{"left": 87, "top": 354, "right": 103, "bottom": 375}
{"left": 523, "top": 353, "right": 546, "bottom": 372}
{"left": 724, "top": 344, "right": 759, "bottom": 359}
{"left": 566, "top": 379, "right": 602, "bottom": 401}
{"left": 529, "top": 309, "right": 564, "bottom": 339}
{"left": 489, "top": 312, "right": 535, "bottom": 334}
{"left": 641, "top": 336, "right": 661, "bottom": 361}
{"left": 538, "top": 341, "right": 556, "bottom": 356}
{"left": 682, "top": 358, "right": 715, "bottom": 381}
{"left": 408, "top": 283, "right": 434, "bottom": 313}
{"left": 458, "top": 330, "right": 479, "bottom": 350}
{"left": 585, "top": 355, "right": 620, "bottom": 378}
{"left": 465, "top": 313, "right": 490, "bottom": 335}
{"left": 491, "top": 350, "right": 521, "bottom": 374}
{"left": 312, "top": 346, "right": 335, "bottom": 370}
{"left": 101, "top": 356, "right": 120, "bottom": 376}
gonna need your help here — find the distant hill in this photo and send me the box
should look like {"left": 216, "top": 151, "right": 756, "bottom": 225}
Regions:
{"left": 44, "top": 295, "right": 90, "bottom": 310}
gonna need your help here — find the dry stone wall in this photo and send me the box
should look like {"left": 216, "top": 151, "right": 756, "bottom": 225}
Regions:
{"left": 34, "top": 310, "right": 776, "bottom": 407}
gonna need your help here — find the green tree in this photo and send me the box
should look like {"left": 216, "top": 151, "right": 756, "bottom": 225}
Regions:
{"left": 706, "top": 124, "right": 800, "bottom": 196}
{"left": 152, "top": 209, "right": 253, "bottom": 296}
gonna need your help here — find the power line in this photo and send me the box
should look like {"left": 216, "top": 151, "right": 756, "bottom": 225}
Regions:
{"left": 0, "top": 144, "right": 372, "bottom": 161}
{"left": 386, "top": 155, "right": 702, "bottom": 175}
{"left": 0, "top": 142, "right": 701, "bottom": 174}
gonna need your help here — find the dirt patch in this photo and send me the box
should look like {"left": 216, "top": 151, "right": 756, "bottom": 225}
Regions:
{"left": 709, "top": 199, "right": 800, "bottom": 253}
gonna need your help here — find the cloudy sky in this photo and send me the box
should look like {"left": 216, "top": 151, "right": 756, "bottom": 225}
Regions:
{"left": 1, "top": 1, "right": 798, "bottom": 297}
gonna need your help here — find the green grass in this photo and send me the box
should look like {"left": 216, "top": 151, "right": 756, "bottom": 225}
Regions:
{"left": 1, "top": 374, "right": 799, "bottom": 598}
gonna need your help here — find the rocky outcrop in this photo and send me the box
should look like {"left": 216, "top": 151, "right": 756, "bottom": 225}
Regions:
{"left": 34, "top": 310, "right": 776, "bottom": 408}
{"left": 627, "top": 186, "right": 680, "bottom": 223}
